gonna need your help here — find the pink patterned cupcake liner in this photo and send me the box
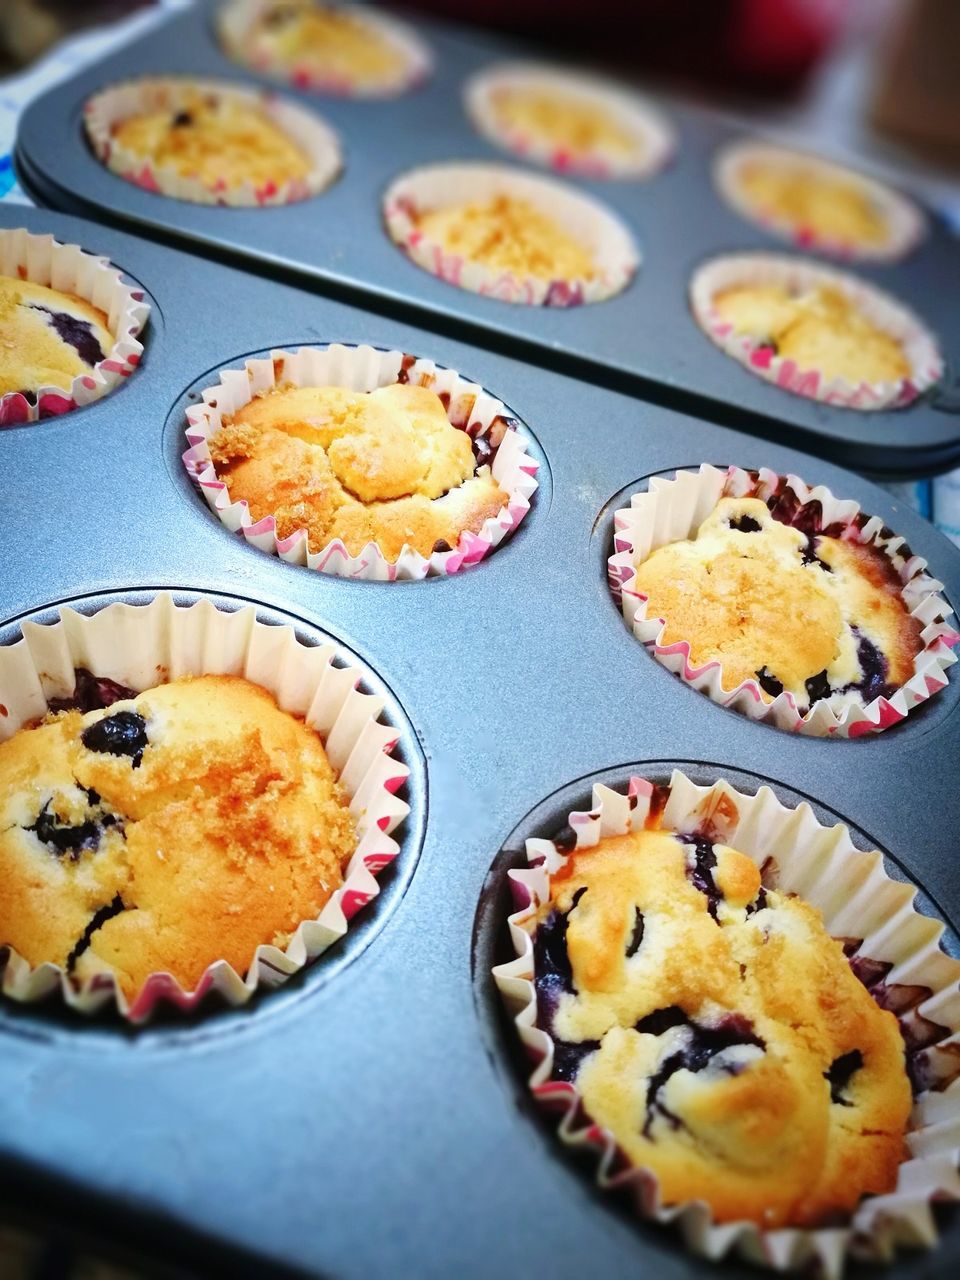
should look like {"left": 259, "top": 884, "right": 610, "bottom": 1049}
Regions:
{"left": 84, "top": 76, "right": 341, "bottom": 206}
{"left": 0, "top": 593, "right": 409, "bottom": 1022}
{"left": 607, "top": 464, "right": 957, "bottom": 737}
{"left": 714, "top": 141, "right": 926, "bottom": 262}
{"left": 217, "top": 0, "right": 431, "bottom": 98}
{"left": 0, "top": 227, "right": 149, "bottom": 427}
{"left": 183, "top": 344, "right": 539, "bottom": 580}
{"left": 690, "top": 252, "right": 942, "bottom": 410}
{"left": 383, "top": 161, "right": 639, "bottom": 307}
{"left": 493, "top": 769, "right": 960, "bottom": 1275}
{"left": 464, "top": 61, "right": 674, "bottom": 180}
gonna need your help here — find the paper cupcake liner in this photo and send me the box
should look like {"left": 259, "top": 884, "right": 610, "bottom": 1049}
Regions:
{"left": 689, "top": 252, "right": 943, "bottom": 410}
{"left": 464, "top": 61, "right": 674, "bottom": 180}
{"left": 0, "top": 228, "right": 149, "bottom": 427}
{"left": 0, "top": 593, "right": 410, "bottom": 1022}
{"left": 607, "top": 464, "right": 958, "bottom": 737}
{"left": 217, "top": 0, "right": 431, "bottom": 98}
{"left": 383, "top": 162, "right": 639, "bottom": 306}
{"left": 493, "top": 769, "right": 960, "bottom": 1275}
{"left": 714, "top": 141, "right": 926, "bottom": 262}
{"left": 83, "top": 76, "right": 341, "bottom": 207}
{"left": 182, "top": 343, "right": 539, "bottom": 580}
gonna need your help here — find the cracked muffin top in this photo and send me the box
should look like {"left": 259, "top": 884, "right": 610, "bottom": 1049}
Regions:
{"left": 734, "top": 157, "right": 888, "bottom": 249}
{"left": 0, "top": 674, "right": 356, "bottom": 1001}
{"left": 413, "top": 195, "right": 597, "bottom": 283}
{"left": 712, "top": 281, "right": 910, "bottom": 385}
{"left": 238, "top": 1, "right": 412, "bottom": 90}
{"left": 526, "top": 821, "right": 911, "bottom": 1228}
{"left": 0, "top": 276, "right": 113, "bottom": 398}
{"left": 631, "top": 496, "right": 922, "bottom": 712}
{"left": 111, "top": 89, "right": 312, "bottom": 191}
{"left": 208, "top": 381, "right": 508, "bottom": 560}
{"left": 486, "top": 85, "right": 643, "bottom": 167}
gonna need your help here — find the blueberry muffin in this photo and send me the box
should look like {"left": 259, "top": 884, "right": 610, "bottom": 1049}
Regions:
{"left": 486, "top": 84, "right": 644, "bottom": 170}
{"left": 110, "top": 88, "right": 312, "bottom": 192}
{"left": 0, "top": 275, "right": 113, "bottom": 399}
{"left": 412, "top": 194, "right": 597, "bottom": 284}
{"left": 526, "top": 816, "right": 912, "bottom": 1226}
{"left": 734, "top": 155, "right": 888, "bottom": 250}
{"left": 713, "top": 282, "right": 910, "bottom": 385}
{"left": 631, "top": 495, "right": 922, "bottom": 712}
{"left": 207, "top": 381, "right": 508, "bottom": 560}
{"left": 0, "top": 673, "right": 356, "bottom": 1000}
{"left": 233, "top": 1, "right": 414, "bottom": 93}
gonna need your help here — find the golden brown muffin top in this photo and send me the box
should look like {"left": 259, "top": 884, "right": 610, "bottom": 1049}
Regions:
{"left": 0, "top": 674, "right": 356, "bottom": 1001}
{"left": 527, "top": 823, "right": 911, "bottom": 1227}
{"left": 208, "top": 381, "right": 507, "bottom": 560}
{"left": 249, "top": 1, "right": 408, "bottom": 84}
{"left": 713, "top": 282, "right": 910, "bottom": 385}
{"left": 489, "top": 85, "right": 642, "bottom": 163}
{"left": 737, "top": 158, "right": 887, "bottom": 247}
{"left": 414, "top": 194, "right": 597, "bottom": 283}
{"left": 0, "top": 276, "right": 113, "bottom": 397}
{"left": 631, "top": 496, "right": 921, "bottom": 708}
{"left": 111, "top": 89, "right": 311, "bottom": 190}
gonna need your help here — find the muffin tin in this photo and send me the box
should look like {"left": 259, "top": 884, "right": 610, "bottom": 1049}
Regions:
{"left": 1, "top": 201, "right": 959, "bottom": 1277}
{"left": 13, "top": 0, "right": 960, "bottom": 476}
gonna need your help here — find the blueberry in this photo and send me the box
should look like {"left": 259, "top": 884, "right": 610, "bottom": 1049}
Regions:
{"left": 625, "top": 907, "right": 645, "bottom": 958}
{"left": 825, "top": 1049, "right": 863, "bottom": 1105}
{"left": 28, "top": 305, "right": 105, "bottom": 369}
{"left": 755, "top": 666, "right": 784, "bottom": 698}
{"left": 81, "top": 711, "right": 149, "bottom": 768}
{"left": 728, "top": 514, "right": 762, "bottom": 533}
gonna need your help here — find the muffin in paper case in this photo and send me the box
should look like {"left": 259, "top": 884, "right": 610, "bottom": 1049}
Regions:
{"left": 714, "top": 140, "right": 926, "bottom": 262}
{"left": 464, "top": 61, "right": 674, "bottom": 180}
{"left": 217, "top": 0, "right": 431, "bottom": 98}
{"left": 607, "top": 464, "right": 957, "bottom": 737}
{"left": 182, "top": 344, "right": 539, "bottom": 580}
{"left": 0, "top": 594, "right": 409, "bottom": 1022}
{"left": 690, "top": 252, "right": 942, "bottom": 410}
{"left": 493, "top": 768, "right": 960, "bottom": 1275}
{"left": 0, "top": 227, "right": 149, "bottom": 427}
{"left": 83, "top": 76, "right": 341, "bottom": 207}
{"left": 383, "top": 161, "right": 639, "bottom": 306}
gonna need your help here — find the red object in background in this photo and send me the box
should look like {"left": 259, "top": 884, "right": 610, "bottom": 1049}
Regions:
{"left": 409, "top": 0, "right": 848, "bottom": 98}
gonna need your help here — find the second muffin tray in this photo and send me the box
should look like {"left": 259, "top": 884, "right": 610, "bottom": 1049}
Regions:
{"left": 14, "top": 0, "right": 960, "bottom": 479}
{"left": 1, "top": 202, "right": 959, "bottom": 1278}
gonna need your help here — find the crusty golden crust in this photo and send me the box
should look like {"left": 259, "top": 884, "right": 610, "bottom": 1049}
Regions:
{"left": 736, "top": 159, "right": 888, "bottom": 247}
{"left": 414, "top": 195, "right": 597, "bottom": 282}
{"left": 112, "top": 89, "right": 311, "bottom": 190}
{"left": 527, "top": 827, "right": 911, "bottom": 1228}
{"left": 209, "top": 381, "right": 508, "bottom": 560}
{"left": 0, "top": 675, "right": 356, "bottom": 1001}
{"left": 713, "top": 282, "right": 910, "bottom": 384}
{"left": 0, "top": 276, "right": 113, "bottom": 397}
{"left": 245, "top": 2, "right": 408, "bottom": 86}
{"left": 489, "top": 86, "right": 642, "bottom": 165}
{"left": 631, "top": 496, "right": 922, "bottom": 707}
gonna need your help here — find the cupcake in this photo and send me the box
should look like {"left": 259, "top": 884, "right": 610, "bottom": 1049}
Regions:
{"left": 608, "top": 465, "right": 957, "bottom": 736}
{"left": 183, "top": 344, "right": 538, "bottom": 580}
{"left": 690, "top": 253, "right": 941, "bottom": 410}
{"left": 0, "top": 228, "right": 149, "bottom": 427}
{"left": 465, "top": 62, "right": 673, "bottom": 180}
{"left": 383, "top": 163, "right": 638, "bottom": 306}
{"left": 494, "top": 770, "right": 960, "bottom": 1271}
{"left": 217, "top": 0, "right": 430, "bottom": 97}
{"left": 84, "top": 77, "right": 341, "bottom": 207}
{"left": 715, "top": 141, "right": 925, "bottom": 262}
{"left": 0, "top": 594, "right": 409, "bottom": 1019}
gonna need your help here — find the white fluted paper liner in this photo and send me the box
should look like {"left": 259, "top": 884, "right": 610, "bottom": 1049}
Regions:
{"left": 464, "top": 61, "right": 674, "bottom": 180}
{"left": 83, "top": 76, "right": 341, "bottom": 207}
{"left": 0, "top": 228, "right": 149, "bottom": 428}
{"left": 383, "top": 162, "right": 639, "bottom": 306}
{"left": 607, "top": 465, "right": 958, "bottom": 737}
{"left": 217, "top": 0, "right": 431, "bottom": 98}
{"left": 715, "top": 141, "right": 926, "bottom": 262}
{"left": 182, "top": 344, "right": 539, "bottom": 580}
{"left": 0, "top": 593, "right": 410, "bottom": 1021}
{"left": 690, "top": 253, "right": 942, "bottom": 410}
{"left": 493, "top": 769, "right": 960, "bottom": 1275}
